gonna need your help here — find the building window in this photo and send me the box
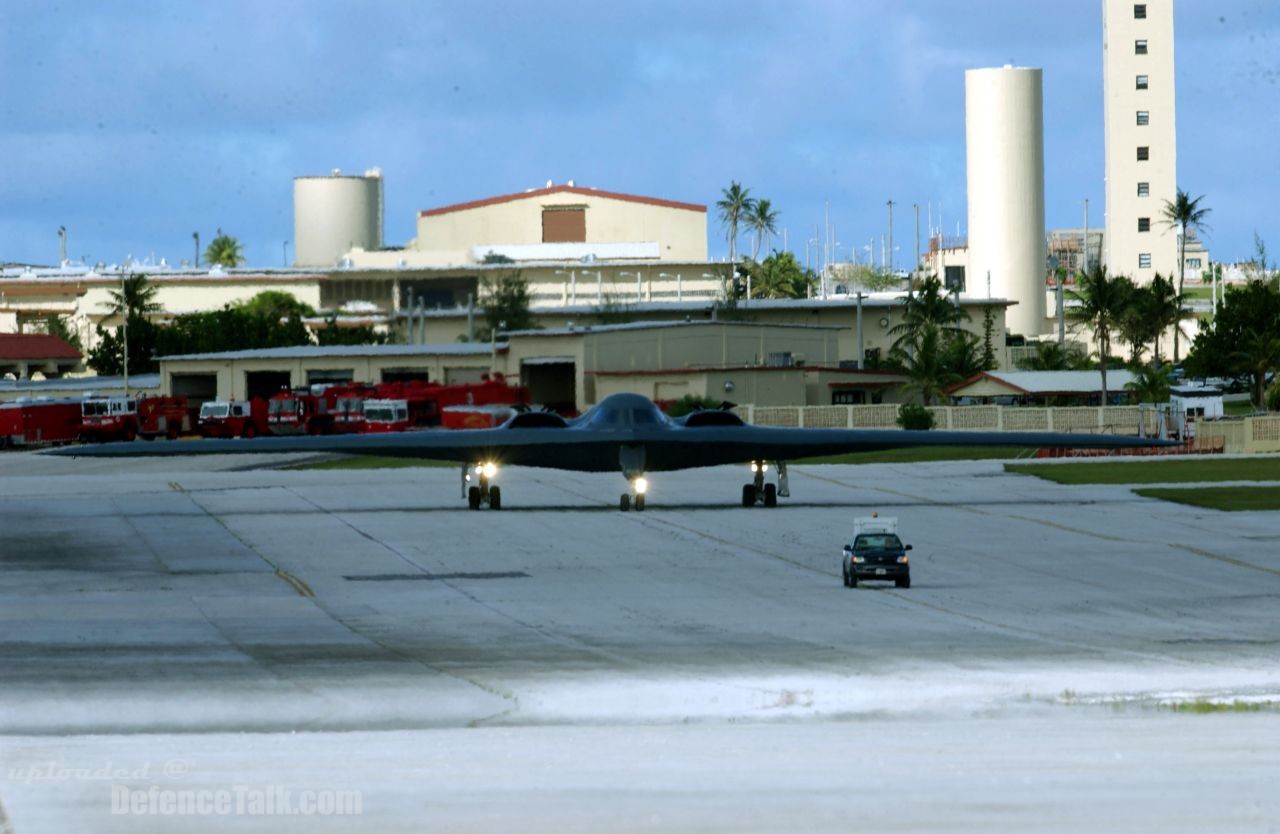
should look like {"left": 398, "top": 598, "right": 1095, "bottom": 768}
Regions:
{"left": 1137, "top": 182, "right": 1150, "bottom": 197}
{"left": 1138, "top": 217, "right": 1151, "bottom": 232}
{"left": 944, "top": 265, "right": 966, "bottom": 293}
{"left": 832, "top": 390, "right": 866, "bottom": 406}
{"left": 541, "top": 207, "right": 586, "bottom": 243}
{"left": 1138, "top": 253, "right": 1152, "bottom": 269}
{"left": 1135, "top": 39, "right": 1148, "bottom": 54}
{"left": 1137, "top": 146, "right": 1149, "bottom": 161}
{"left": 1136, "top": 110, "right": 1150, "bottom": 126}
{"left": 1136, "top": 75, "right": 1149, "bottom": 90}
{"left": 1188, "top": 258, "right": 1202, "bottom": 269}
{"left": 1134, "top": 4, "right": 1147, "bottom": 18}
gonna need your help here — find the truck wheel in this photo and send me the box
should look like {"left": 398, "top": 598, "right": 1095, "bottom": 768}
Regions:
{"left": 467, "top": 486, "right": 482, "bottom": 510}
{"left": 242, "top": 423, "right": 257, "bottom": 439}
{"left": 123, "top": 424, "right": 137, "bottom": 442}
{"left": 763, "top": 483, "right": 777, "bottom": 508}
{"left": 167, "top": 424, "right": 178, "bottom": 440}
{"left": 895, "top": 576, "right": 910, "bottom": 589}
{"left": 741, "top": 484, "right": 756, "bottom": 507}
{"left": 489, "top": 486, "right": 501, "bottom": 510}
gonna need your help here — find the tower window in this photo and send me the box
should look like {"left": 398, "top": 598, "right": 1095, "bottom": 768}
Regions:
{"left": 1138, "top": 217, "right": 1151, "bottom": 232}
{"left": 1135, "top": 39, "right": 1148, "bottom": 54}
{"left": 1136, "top": 75, "right": 1149, "bottom": 90}
{"left": 1137, "top": 182, "right": 1150, "bottom": 197}
{"left": 1136, "top": 110, "right": 1150, "bottom": 125}
{"left": 1137, "top": 146, "right": 1150, "bottom": 161}
{"left": 1138, "top": 253, "right": 1152, "bottom": 269}
{"left": 1134, "top": 4, "right": 1147, "bottom": 19}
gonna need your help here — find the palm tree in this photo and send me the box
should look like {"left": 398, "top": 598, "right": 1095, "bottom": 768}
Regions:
{"left": 1125, "top": 361, "right": 1174, "bottom": 404}
{"left": 892, "top": 323, "right": 962, "bottom": 406}
{"left": 1068, "top": 264, "right": 1135, "bottom": 405}
{"left": 715, "top": 183, "right": 754, "bottom": 279}
{"left": 1161, "top": 189, "right": 1211, "bottom": 361}
{"left": 746, "top": 198, "right": 779, "bottom": 261}
{"left": 108, "top": 273, "right": 161, "bottom": 318}
{"left": 889, "top": 274, "right": 970, "bottom": 355}
{"left": 1016, "top": 342, "right": 1091, "bottom": 371}
{"left": 204, "top": 228, "right": 246, "bottom": 268}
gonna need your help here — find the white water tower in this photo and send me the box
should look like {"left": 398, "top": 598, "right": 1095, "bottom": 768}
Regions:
{"left": 293, "top": 167, "right": 384, "bottom": 267}
{"left": 965, "top": 66, "right": 1046, "bottom": 337}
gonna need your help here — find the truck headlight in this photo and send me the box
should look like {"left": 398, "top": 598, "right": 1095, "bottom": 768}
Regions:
{"left": 897, "top": 555, "right": 909, "bottom": 564}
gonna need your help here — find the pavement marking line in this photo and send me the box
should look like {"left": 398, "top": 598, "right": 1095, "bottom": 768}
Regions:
{"left": 1004, "top": 514, "right": 1131, "bottom": 542}
{"left": 1170, "top": 544, "right": 1280, "bottom": 578}
{"left": 168, "top": 480, "right": 185, "bottom": 492}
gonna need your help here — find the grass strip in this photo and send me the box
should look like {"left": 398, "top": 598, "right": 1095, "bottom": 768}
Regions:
{"left": 1133, "top": 485, "right": 1280, "bottom": 511}
{"left": 1006, "top": 457, "right": 1280, "bottom": 485}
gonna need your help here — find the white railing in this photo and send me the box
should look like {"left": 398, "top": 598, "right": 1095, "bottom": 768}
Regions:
{"left": 736, "top": 404, "right": 1159, "bottom": 436}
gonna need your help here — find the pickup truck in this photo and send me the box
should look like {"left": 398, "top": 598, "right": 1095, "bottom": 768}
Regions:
{"left": 842, "top": 516, "right": 912, "bottom": 589}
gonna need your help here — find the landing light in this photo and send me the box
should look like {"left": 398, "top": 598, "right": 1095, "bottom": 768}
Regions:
{"left": 482, "top": 462, "right": 498, "bottom": 478}
{"left": 634, "top": 477, "right": 648, "bottom": 495}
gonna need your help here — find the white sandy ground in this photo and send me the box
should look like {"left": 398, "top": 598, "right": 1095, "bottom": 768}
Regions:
{"left": 1, "top": 450, "right": 1279, "bottom": 831}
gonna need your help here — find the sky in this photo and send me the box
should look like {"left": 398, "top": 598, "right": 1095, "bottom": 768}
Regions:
{"left": 2, "top": 0, "right": 1277, "bottom": 270}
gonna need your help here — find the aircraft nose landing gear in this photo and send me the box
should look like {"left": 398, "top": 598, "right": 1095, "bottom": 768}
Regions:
{"left": 742, "top": 461, "right": 786, "bottom": 507}
{"left": 620, "top": 476, "right": 647, "bottom": 512}
{"left": 464, "top": 462, "right": 502, "bottom": 510}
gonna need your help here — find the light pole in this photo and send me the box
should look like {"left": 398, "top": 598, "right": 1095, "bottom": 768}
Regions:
{"left": 192, "top": 232, "right": 200, "bottom": 268}
{"left": 1081, "top": 199, "right": 1089, "bottom": 275}
{"left": 886, "top": 199, "right": 895, "bottom": 275}
{"left": 58, "top": 226, "right": 67, "bottom": 265}
{"left": 282, "top": 241, "right": 289, "bottom": 267}
{"left": 120, "top": 268, "right": 130, "bottom": 396}
{"left": 912, "top": 203, "right": 920, "bottom": 299}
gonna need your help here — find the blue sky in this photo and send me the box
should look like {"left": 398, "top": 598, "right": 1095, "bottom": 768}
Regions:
{"left": 2, "top": 0, "right": 1276, "bottom": 269}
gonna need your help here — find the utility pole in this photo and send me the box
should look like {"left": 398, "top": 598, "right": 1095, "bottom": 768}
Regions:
{"left": 120, "top": 270, "right": 129, "bottom": 396}
{"left": 886, "top": 200, "right": 895, "bottom": 275}
{"left": 58, "top": 226, "right": 67, "bottom": 265}
{"left": 912, "top": 203, "right": 920, "bottom": 299}
{"left": 193, "top": 232, "right": 200, "bottom": 268}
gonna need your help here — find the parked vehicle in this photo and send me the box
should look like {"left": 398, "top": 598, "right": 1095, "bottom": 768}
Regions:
{"left": 79, "top": 395, "right": 194, "bottom": 442}
{"left": 0, "top": 399, "right": 83, "bottom": 448}
{"left": 198, "top": 398, "right": 268, "bottom": 438}
{"left": 267, "top": 387, "right": 334, "bottom": 435}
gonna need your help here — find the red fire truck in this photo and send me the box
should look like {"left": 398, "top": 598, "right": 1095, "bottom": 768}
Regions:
{"left": 324, "top": 382, "right": 378, "bottom": 434}
{"left": 0, "top": 399, "right": 83, "bottom": 447}
{"left": 198, "top": 398, "right": 268, "bottom": 438}
{"left": 79, "top": 395, "right": 195, "bottom": 442}
{"left": 363, "top": 374, "right": 530, "bottom": 433}
{"left": 267, "top": 386, "right": 335, "bottom": 435}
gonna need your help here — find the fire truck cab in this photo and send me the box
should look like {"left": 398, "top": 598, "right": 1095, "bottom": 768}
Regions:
{"left": 79, "top": 396, "right": 141, "bottom": 442}
{"left": 199, "top": 399, "right": 267, "bottom": 438}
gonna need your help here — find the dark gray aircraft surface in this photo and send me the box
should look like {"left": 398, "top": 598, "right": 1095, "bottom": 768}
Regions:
{"left": 50, "top": 392, "right": 1168, "bottom": 511}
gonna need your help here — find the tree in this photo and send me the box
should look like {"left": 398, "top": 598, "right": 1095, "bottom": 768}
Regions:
{"left": 1125, "top": 361, "right": 1174, "bottom": 404}
{"left": 478, "top": 271, "right": 536, "bottom": 340}
{"left": 745, "top": 198, "right": 779, "bottom": 261}
{"left": 1068, "top": 264, "right": 1135, "bottom": 405}
{"left": 42, "top": 314, "right": 82, "bottom": 351}
{"left": 980, "top": 305, "right": 998, "bottom": 371}
{"left": 235, "top": 291, "right": 316, "bottom": 322}
{"left": 1185, "top": 279, "right": 1280, "bottom": 407}
{"left": 204, "top": 229, "right": 245, "bottom": 268}
{"left": 826, "top": 263, "right": 901, "bottom": 292}
{"left": 896, "top": 403, "right": 935, "bottom": 430}
{"left": 1160, "top": 189, "right": 1211, "bottom": 361}
{"left": 889, "top": 273, "right": 970, "bottom": 356}
{"left": 108, "top": 273, "right": 161, "bottom": 317}
{"left": 1230, "top": 328, "right": 1280, "bottom": 408}
{"left": 892, "top": 322, "right": 963, "bottom": 406}
{"left": 88, "top": 315, "right": 159, "bottom": 376}
{"left": 745, "top": 250, "right": 815, "bottom": 300}
{"left": 716, "top": 182, "right": 754, "bottom": 270}
{"left": 316, "top": 312, "right": 388, "bottom": 346}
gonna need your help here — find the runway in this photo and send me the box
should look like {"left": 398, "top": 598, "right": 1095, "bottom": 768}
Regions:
{"left": 1, "top": 450, "right": 1278, "bottom": 831}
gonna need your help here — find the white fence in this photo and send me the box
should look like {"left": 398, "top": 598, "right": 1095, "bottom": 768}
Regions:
{"left": 737, "top": 404, "right": 1157, "bottom": 436}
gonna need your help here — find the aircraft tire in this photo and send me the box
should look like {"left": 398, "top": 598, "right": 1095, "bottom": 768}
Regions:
{"left": 635, "top": 494, "right": 645, "bottom": 512}
{"left": 489, "top": 486, "right": 501, "bottom": 510}
{"left": 468, "top": 486, "right": 482, "bottom": 510}
{"left": 619, "top": 494, "right": 631, "bottom": 512}
{"left": 763, "top": 483, "right": 777, "bottom": 507}
{"left": 741, "top": 484, "right": 755, "bottom": 507}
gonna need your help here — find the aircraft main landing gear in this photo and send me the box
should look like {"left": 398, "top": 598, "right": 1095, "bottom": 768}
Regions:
{"left": 620, "top": 476, "right": 647, "bottom": 512}
{"left": 464, "top": 462, "right": 502, "bottom": 510}
{"left": 742, "top": 461, "right": 786, "bottom": 508}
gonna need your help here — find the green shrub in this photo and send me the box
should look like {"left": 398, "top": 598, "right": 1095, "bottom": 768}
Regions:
{"left": 1266, "top": 380, "right": 1280, "bottom": 412}
{"left": 896, "top": 403, "right": 935, "bottom": 430}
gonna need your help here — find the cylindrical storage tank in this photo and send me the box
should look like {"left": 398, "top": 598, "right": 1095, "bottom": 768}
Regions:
{"left": 964, "top": 67, "right": 1046, "bottom": 337}
{"left": 293, "top": 169, "right": 383, "bottom": 267}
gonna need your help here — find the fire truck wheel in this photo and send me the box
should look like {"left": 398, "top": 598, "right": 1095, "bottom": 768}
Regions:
{"left": 242, "top": 424, "right": 257, "bottom": 439}
{"left": 467, "top": 486, "right": 482, "bottom": 510}
{"left": 167, "top": 424, "right": 179, "bottom": 440}
{"left": 489, "top": 486, "right": 501, "bottom": 510}
{"left": 123, "top": 424, "right": 137, "bottom": 442}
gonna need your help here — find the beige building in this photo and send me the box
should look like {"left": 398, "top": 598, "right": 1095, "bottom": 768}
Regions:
{"left": 155, "top": 321, "right": 912, "bottom": 411}
{"left": 1103, "top": 0, "right": 1177, "bottom": 282}
{"left": 342, "top": 183, "right": 708, "bottom": 269}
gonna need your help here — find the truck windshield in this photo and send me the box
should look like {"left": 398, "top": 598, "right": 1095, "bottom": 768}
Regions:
{"left": 82, "top": 401, "right": 107, "bottom": 416}
{"left": 200, "top": 403, "right": 230, "bottom": 419}
{"left": 365, "top": 406, "right": 396, "bottom": 422}
{"left": 854, "top": 534, "right": 903, "bottom": 550}
{"left": 269, "top": 399, "right": 294, "bottom": 415}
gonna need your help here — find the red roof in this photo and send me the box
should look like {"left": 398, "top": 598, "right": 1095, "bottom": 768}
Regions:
{"left": 420, "top": 185, "right": 706, "bottom": 217}
{"left": 0, "top": 333, "right": 82, "bottom": 361}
